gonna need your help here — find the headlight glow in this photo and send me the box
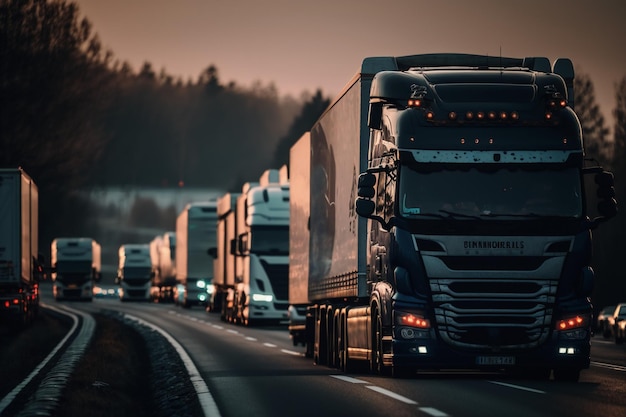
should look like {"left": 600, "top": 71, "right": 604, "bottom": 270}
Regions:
{"left": 252, "top": 294, "right": 273, "bottom": 302}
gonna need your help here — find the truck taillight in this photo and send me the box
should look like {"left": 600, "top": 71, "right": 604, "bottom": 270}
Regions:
{"left": 555, "top": 315, "right": 589, "bottom": 331}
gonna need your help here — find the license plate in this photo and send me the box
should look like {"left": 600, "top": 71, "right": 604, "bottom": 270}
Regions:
{"left": 476, "top": 356, "right": 516, "bottom": 365}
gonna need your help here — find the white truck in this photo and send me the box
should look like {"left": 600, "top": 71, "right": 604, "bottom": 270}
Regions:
{"left": 229, "top": 168, "right": 290, "bottom": 326}
{"left": 150, "top": 231, "right": 177, "bottom": 302}
{"left": 0, "top": 168, "right": 42, "bottom": 329}
{"left": 175, "top": 201, "right": 218, "bottom": 308}
{"left": 51, "top": 237, "right": 101, "bottom": 301}
{"left": 209, "top": 193, "right": 240, "bottom": 320}
{"left": 117, "top": 243, "right": 152, "bottom": 301}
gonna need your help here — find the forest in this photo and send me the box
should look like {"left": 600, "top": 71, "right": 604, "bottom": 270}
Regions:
{"left": 1, "top": 0, "right": 625, "bottom": 309}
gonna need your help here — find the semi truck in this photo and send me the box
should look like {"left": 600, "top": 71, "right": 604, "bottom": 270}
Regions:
{"left": 117, "top": 243, "right": 152, "bottom": 301}
{"left": 0, "top": 168, "right": 41, "bottom": 328}
{"left": 209, "top": 192, "right": 240, "bottom": 320}
{"left": 292, "top": 53, "right": 617, "bottom": 382}
{"left": 226, "top": 168, "right": 290, "bottom": 326}
{"left": 176, "top": 201, "right": 218, "bottom": 308}
{"left": 149, "top": 231, "right": 177, "bottom": 302}
{"left": 51, "top": 237, "right": 101, "bottom": 301}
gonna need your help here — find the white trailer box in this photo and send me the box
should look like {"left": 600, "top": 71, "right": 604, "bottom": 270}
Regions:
{"left": 0, "top": 168, "right": 39, "bottom": 327}
{"left": 176, "top": 201, "right": 218, "bottom": 308}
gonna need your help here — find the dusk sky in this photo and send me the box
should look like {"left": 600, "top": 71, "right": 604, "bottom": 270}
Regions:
{"left": 73, "top": 0, "right": 625, "bottom": 132}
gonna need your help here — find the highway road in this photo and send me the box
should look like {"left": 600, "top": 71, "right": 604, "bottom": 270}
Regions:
{"left": 38, "top": 284, "right": 623, "bottom": 417}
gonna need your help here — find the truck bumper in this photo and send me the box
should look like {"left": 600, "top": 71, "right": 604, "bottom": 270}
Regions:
{"left": 390, "top": 332, "right": 590, "bottom": 371}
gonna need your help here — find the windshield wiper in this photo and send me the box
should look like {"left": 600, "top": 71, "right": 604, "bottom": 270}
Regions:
{"left": 439, "top": 209, "right": 483, "bottom": 220}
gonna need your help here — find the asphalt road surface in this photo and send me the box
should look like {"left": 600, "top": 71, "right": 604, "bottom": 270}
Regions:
{"left": 41, "top": 285, "right": 626, "bottom": 417}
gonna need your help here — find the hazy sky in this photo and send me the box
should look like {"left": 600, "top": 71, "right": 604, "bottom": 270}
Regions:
{"left": 73, "top": 0, "right": 625, "bottom": 129}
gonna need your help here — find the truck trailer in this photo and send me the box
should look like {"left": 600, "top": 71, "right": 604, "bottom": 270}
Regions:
{"left": 227, "top": 168, "right": 290, "bottom": 326}
{"left": 117, "top": 243, "right": 152, "bottom": 301}
{"left": 51, "top": 237, "right": 101, "bottom": 301}
{"left": 209, "top": 192, "right": 240, "bottom": 320}
{"left": 176, "top": 201, "right": 218, "bottom": 308}
{"left": 288, "top": 133, "right": 312, "bottom": 348}
{"left": 0, "top": 168, "right": 41, "bottom": 329}
{"left": 293, "top": 54, "right": 617, "bottom": 381}
{"left": 149, "top": 231, "right": 177, "bottom": 302}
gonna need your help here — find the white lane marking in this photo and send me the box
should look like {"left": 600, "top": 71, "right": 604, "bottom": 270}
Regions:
{"left": 591, "top": 361, "right": 626, "bottom": 372}
{"left": 125, "top": 313, "right": 221, "bottom": 417}
{"left": 226, "top": 329, "right": 239, "bottom": 334}
{"left": 366, "top": 385, "right": 418, "bottom": 404}
{"left": 0, "top": 304, "right": 79, "bottom": 413}
{"left": 419, "top": 407, "right": 449, "bottom": 416}
{"left": 213, "top": 325, "right": 224, "bottom": 329}
{"left": 488, "top": 380, "right": 546, "bottom": 394}
{"left": 245, "top": 336, "right": 257, "bottom": 341}
{"left": 263, "top": 343, "right": 277, "bottom": 348}
{"left": 280, "top": 349, "right": 305, "bottom": 356}
{"left": 330, "top": 375, "right": 369, "bottom": 384}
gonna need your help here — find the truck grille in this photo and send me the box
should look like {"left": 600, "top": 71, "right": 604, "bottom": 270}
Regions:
{"left": 430, "top": 276, "right": 556, "bottom": 350}
{"left": 260, "top": 261, "right": 289, "bottom": 301}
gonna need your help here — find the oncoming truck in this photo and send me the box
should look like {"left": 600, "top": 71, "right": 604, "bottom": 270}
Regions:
{"left": 51, "top": 237, "right": 101, "bottom": 301}
{"left": 0, "top": 168, "right": 41, "bottom": 328}
{"left": 293, "top": 54, "right": 617, "bottom": 381}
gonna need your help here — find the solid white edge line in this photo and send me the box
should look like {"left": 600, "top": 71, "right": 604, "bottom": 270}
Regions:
{"left": 419, "top": 406, "right": 449, "bottom": 416}
{"left": 488, "top": 380, "right": 546, "bottom": 394}
{"left": 591, "top": 361, "right": 626, "bottom": 372}
{"left": 366, "top": 385, "right": 418, "bottom": 404}
{"left": 0, "top": 303, "right": 79, "bottom": 413}
{"left": 124, "top": 313, "right": 221, "bottom": 417}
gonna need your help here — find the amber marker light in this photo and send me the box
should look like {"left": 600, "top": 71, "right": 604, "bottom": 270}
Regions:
{"left": 556, "top": 315, "right": 587, "bottom": 330}
{"left": 448, "top": 111, "right": 457, "bottom": 121}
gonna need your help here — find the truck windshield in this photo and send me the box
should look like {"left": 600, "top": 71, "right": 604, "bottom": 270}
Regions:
{"left": 398, "top": 166, "right": 583, "bottom": 220}
{"left": 249, "top": 226, "right": 289, "bottom": 255}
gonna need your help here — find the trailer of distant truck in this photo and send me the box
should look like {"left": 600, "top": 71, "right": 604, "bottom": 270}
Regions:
{"left": 150, "top": 231, "right": 177, "bottom": 302}
{"left": 0, "top": 168, "right": 41, "bottom": 329}
{"left": 176, "top": 201, "right": 218, "bottom": 308}
{"left": 51, "top": 237, "right": 101, "bottom": 301}
{"left": 289, "top": 53, "right": 617, "bottom": 381}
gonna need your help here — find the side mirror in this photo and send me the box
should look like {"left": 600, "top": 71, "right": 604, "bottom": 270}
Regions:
{"left": 357, "top": 172, "right": 376, "bottom": 198}
{"left": 368, "top": 101, "right": 383, "bottom": 130}
{"left": 595, "top": 171, "right": 618, "bottom": 220}
{"left": 207, "top": 247, "right": 217, "bottom": 258}
{"left": 355, "top": 198, "right": 375, "bottom": 217}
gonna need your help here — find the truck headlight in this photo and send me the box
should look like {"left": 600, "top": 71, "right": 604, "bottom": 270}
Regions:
{"left": 196, "top": 280, "right": 206, "bottom": 289}
{"left": 252, "top": 294, "right": 273, "bottom": 302}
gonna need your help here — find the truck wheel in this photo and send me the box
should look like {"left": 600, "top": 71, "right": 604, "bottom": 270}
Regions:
{"left": 371, "top": 307, "right": 390, "bottom": 376}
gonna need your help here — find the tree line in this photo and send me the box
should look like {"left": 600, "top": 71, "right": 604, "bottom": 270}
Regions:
{"left": 1, "top": 0, "right": 624, "bottom": 309}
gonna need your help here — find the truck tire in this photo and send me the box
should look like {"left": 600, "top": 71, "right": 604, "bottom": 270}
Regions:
{"left": 371, "top": 306, "right": 391, "bottom": 376}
